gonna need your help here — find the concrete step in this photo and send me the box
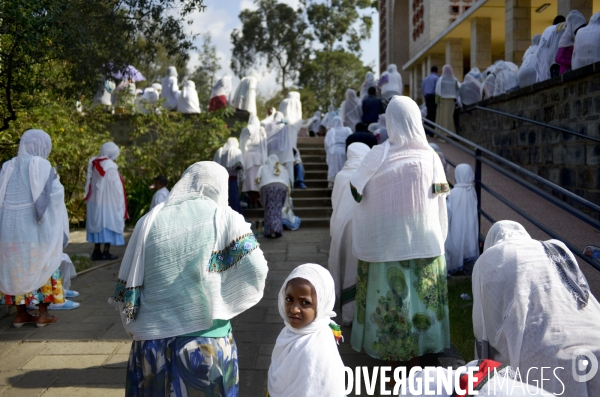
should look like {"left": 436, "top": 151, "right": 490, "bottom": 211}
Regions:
{"left": 301, "top": 179, "right": 329, "bottom": 188}
{"left": 305, "top": 170, "right": 328, "bottom": 179}
{"left": 301, "top": 154, "right": 327, "bottom": 163}
{"left": 299, "top": 148, "right": 326, "bottom": 156}
{"left": 297, "top": 137, "right": 325, "bottom": 148}
{"left": 303, "top": 162, "right": 328, "bottom": 171}
{"left": 292, "top": 188, "right": 331, "bottom": 198}
{"left": 246, "top": 217, "right": 330, "bottom": 229}
{"left": 244, "top": 206, "right": 332, "bottom": 218}
{"left": 292, "top": 197, "right": 332, "bottom": 207}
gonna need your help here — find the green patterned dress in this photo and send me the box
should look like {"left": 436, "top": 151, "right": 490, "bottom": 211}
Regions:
{"left": 351, "top": 256, "right": 450, "bottom": 361}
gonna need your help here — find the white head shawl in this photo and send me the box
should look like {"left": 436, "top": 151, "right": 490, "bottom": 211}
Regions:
{"left": 480, "top": 73, "right": 496, "bottom": 99}
{"left": 573, "top": 12, "right": 600, "bottom": 70}
{"left": 466, "top": 67, "right": 483, "bottom": 82}
{"left": 177, "top": 80, "right": 201, "bottom": 114}
{"left": 166, "top": 66, "right": 177, "bottom": 77}
{"left": 321, "top": 105, "right": 338, "bottom": 130}
{"left": 231, "top": 76, "right": 258, "bottom": 114}
{"left": 518, "top": 35, "right": 542, "bottom": 87}
{"left": 279, "top": 92, "right": 303, "bottom": 148}
{"left": 240, "top": 114, "right": 268, "bottom": 170}
{"left": 213, "top": 137, "right": 244, "bottom": 170}
{"left": 160, "top": 66, "right": 180, "bottom": 110}
{"left": 350, "top": 96, "right": 449, "bottom": 262}
{"left": 341, "top": 89, "right": 362, "bottom": 132}
{"left": 110, "top": 161, "right": 268, "bottom": 339}
{"left": 559, "top": 10, "right": 587, "bottom": 48}
{"left": 268, "top": 263, "right": 345, "bottom": 397}
{"left": 380, "top": 64, "right": 403, "bottom": 99}
{"left": 536, "top": 22, "right": 567, "bottom": 81}
{"left": 307, "top": 111, "right": 322, "bottom": 132}
{"left": 256, "top": 154, "right": 290, "bottom": 190}
{"left": 211, "top": 75, "right": 232, "bottom": 99}
{"left": 473, "top": 220, "right": 600, "bottom": 396}
{"left": 459, "top": 74, "right": 482, "bottom": 106}
{"left": 444, "top": 164, "right": 479, "bottom": 274}
{"left": 435, "top": 64, "right": 459, "bottom": 99}
{"left": 325, "top": 116, "right": 352, "bottom": 155}
{"left": 360, "top": 71, "right": 376, "bottom": 99}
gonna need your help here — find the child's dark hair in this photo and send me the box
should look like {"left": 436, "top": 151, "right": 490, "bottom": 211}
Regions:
{"left": 155, "top": 175, "right": 167, "bottom": 186}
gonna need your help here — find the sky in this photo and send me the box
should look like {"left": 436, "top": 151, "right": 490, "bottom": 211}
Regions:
{"left": 183, "top": 0, "right": 380, "bottom": 97}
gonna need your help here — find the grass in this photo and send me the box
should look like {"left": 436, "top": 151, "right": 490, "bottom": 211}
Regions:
{"left": 447, "top": 276, "right": 475, "bottom": 362}
{"left": 72, "top": 255, "right": 92, "bottom": 273}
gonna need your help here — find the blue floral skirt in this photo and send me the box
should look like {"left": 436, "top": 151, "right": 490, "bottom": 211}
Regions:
{"left": 126, "top": 333, "right": 239, "bottom": 397}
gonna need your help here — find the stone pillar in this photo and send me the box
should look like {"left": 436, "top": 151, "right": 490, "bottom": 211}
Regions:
{"left": 409, "top": 68, "right": 415, "bottom": 100}
{"left": 558, "top": 0, "right": 593, "bottom": 20}
{"left": 445, "top": 38, "right": 464, "bottom": 82}
{"left": 505, "top": 0, "right": 531, "bottom": 65}
{"left": 470, "top": 17, "right": 492, "bottom": 72}
{"left": 427, "top": 54, "right": 446, "bottom": 75}
{"left": 413, "top": 66, "right": 423, "bottom": 103}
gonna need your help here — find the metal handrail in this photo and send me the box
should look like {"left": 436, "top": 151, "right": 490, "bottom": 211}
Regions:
{"left": 472, "top": 105, "right": 600, "bottom": 143}
{"left": 422, "top": 118, "right": 600, "bottom": 272}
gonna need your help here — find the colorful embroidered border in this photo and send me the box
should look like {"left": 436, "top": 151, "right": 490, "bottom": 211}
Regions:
{"left": 209, "top": 233, "right": 259, "bottom": 272}
{"left": 433, "top": 182, "right": 450, "bottom": 194}
{"left": 329, "top": 322, "right": 343, "bottom": 344}
{"left": 110, "top": 278, "right": 142, "bottom": 322}
{"left": 350, "top": 182, "right": 362, "bottom": 203}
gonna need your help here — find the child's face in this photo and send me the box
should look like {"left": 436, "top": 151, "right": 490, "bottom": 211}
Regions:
{"left": 284, "top": 278, "right": 317, "bottom": 329}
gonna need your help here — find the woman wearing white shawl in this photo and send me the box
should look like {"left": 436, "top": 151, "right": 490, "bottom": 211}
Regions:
{"left": 350, "top": 96, "right": 450, "bottom": 363}
{"left": 493, "top": 61, "right": 519, "bottom": 96}
{"left": 435, "top": 64, "right": 460, "bottom": 134}
{"left": 176, "top": 80, "right": 201, "bottom": 114}
{"left": 136, "top": 87, "right": 160, "bottom": 114}
{"left": 518, "top": 35, "right": 542, "bottom": 88}
{"left": 268, "top": 263, "right": 345, "bottom": 397}
{"left": 379, "top": 64, "right": 403, "bottom": 101}
{"left": 555, "top": 10, "right": 587, "bottom": 75}
{"left": 481, "top": 73, "right": 496, "bottom": 100}
{"left": 93, "top": 78, "right": 116, "bottom": 108}
{"left": 109, "top": 161, "right": 267, "bottom": 396}
{"left": 261, "top": 107, "right": 277, "bottom": 127}
{"left": 325, "top": 116, "right": 353, "bottom": 183}
{"left": 213, "top": 137, "right": 244, "bottom": 213}
{"left": 573, "top": 12, "right": 600, "bottom": 70}
{"left": 473, "top": 221, "right": 600, "bottom": 396}
{"left": 240, "top": 114, "right": 267, "bottom": 208}
{"left": 0, "top": 130, "right": 69, "bottom": 327}
{"left": 321, "top": 105, "right": 338, "bottom": 130}
{"left": 328, "top": 143, "right": 370, "bottom": 326}
{"left": 160, "top": 66, "right": 180, "bottom": 111}
{"left": 209, "top": 74, "right": 232, "bottom": 112}
{"left": 459, "top": 74, "right": 482, "bottom": 106}
{"left": 536, "top": 20, "right": 567, "bottom": 82}
{"left": 266, "top": 111, "right": 295, "bottom": 182}
{"left": 360, "top": 71, "right": 377, "bottom": 100}
{"left": 279, "top": 91, "right": 303, "bottom": 149}
{"left": 444, "top": 164, "right": 478, "bottom": 275}
{"left": 374, "top": 113, "right": 389, "bottom": 144}
{"left": 341, "top": 89, "right": 362, "bottom": 132}
{"left": 256, "top": 154, "right": 291, "bottom": 238}
{"left": 85, "top": 142, "right": 128, "bottom": 261}
{"left": 231, "top": 76, "right": 258, "bottom": 114}
{"left": 303, "top": 111, "right": 322, "bottom": 137}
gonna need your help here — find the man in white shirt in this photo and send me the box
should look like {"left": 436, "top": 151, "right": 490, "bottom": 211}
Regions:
{"left": 150, "top": 176, "right": 169, "bottom": 209}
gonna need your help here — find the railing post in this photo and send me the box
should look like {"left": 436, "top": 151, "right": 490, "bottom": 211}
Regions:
{"left": 475, "top": 148, "right": 483, "bottom": 253}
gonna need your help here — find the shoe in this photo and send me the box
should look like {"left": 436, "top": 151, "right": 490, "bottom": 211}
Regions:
{"left": 13, "top": 315, "right": 39, "bottom": 328}
{"left": 65, "top": 290, "right": 79, "bottom": 298}
{"left": 91, "top": 251, "right": 103, "bottom": 261}
{"left": 26, "top": 304, "right": 38, "bottom": 310}
{"left": 295, "top": 182, "right": 308, "bottom": 189}
{"left": 49, "top": 300, "right": 80, "bottom": 310}
{"left": 102, "top": 252, "right": 119, "bottom": 260}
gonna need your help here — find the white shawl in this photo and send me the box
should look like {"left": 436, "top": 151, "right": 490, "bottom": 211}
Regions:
{"left": 266, "top": 112, "right": 294, "bottom": 165}
{"left": 231, "top": 76, "right": 258, "bottom": 115}
{"left": 279, "top": 92, "right": 303, "bottom": 148}
{"left": 573, "top": 12, "right": 600, "bottom": 70}
{"left": 341, "top": 89, "right": 362, "bottom": 132}
{"left": 256, "top": 154, "right": 291, "bottom": 191}
{"left": 380, "top": 64, "right": 403, "bottom": 100}
{"left": 435, "top": 65, "right": 460, "bottom": 99}
{"left": 359, "top": 71, "right": 376, "bottom": 100}
{"left": 210, "top": 75, "right": 232, "bottom": 100}
{"left": 268, "top": 263, "right": 345, "bottom": 397}
{"left": 558, "top": 10, "right": 587, "bottom": 48}
{"left": 321, "top": 105, "right": 338, "bottom": 130}
{"left": 536, "top": 23, "right": 566, "bottom": 82}
{"left": 176, "top": 80, "right": 201, "bottom": 114}
{"left": 240, "top": 114, "right": 268, "bottom": 170}
{"left": 160, "top": 66, "right": 180, "bottom": 110}
{"left": 213, "top": 137, "right": 244, "bottom": 171}
{"left": 518, "top": 35, "right": 541, "bottom": 88}
{"left": 324, "top": 117, "right": 352, "bottom": 181}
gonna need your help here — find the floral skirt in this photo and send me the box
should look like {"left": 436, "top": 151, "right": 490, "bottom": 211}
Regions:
{"left": 126, "top": 333, "right": 239, "bottom": 397}
{"left": 262, "top": 186, "right": 286, "bottom": 237}
{"left": 0, "top": 268, "right": 65, "bottom": 306}
{"left": 351, "top": 256, "right": 450, "bottom": 361}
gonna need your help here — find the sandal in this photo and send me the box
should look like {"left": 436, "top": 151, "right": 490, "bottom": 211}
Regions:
{"left": 13, "top": 314, "right": 39, "bottom": 328}
{"left": 36, "top": 315, "right": 58, "bottom": 328}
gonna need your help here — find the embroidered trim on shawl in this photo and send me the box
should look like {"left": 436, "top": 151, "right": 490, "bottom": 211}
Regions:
{"left": 209, "top": 233, "right": 259, "bottom": 272}
{"left": 108, "top": 278, "right": 142, "bottom": 323}
{"left": 432, "top": 182, "right": 450, "bottom": 194}
{"left": 350, "top": 182, "right": 362, "bottom": 203}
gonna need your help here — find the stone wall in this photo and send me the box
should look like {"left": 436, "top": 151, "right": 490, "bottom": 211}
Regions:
{"left": 460, "top": 61, "right": 600, "bottom": 213}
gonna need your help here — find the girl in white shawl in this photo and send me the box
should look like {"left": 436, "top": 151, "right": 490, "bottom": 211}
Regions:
{"left": 518, "top": 34, "right": 542, "bottom": 88}
{"left": 473, "top": 221, "right": 600, "bottom": 396}
{"left": 444, "top": 164, "right": 479, "bottom": 275}
{"left": 110, "top": 161, "right": 268, "bottom": 396}
{"left": 379, "top": 64, "right": 403, "bottom": 101}
{"left": 341, "top": 89, "right": 362, "bottom": 132}
{"left": 209, "top": 74, "right": 232, "bottom": 112}
{"left": 328, "top": 142, "right": 370, "bottom": 325}
{"left": 231, "top": 76, "right": 258, "bottom": 115}
{"left": 360, "top": 71, "right": 377, "bottom": 100}
{"left": 279, "top": 91, "right": 303, "bottom": 149}
{"left": 324, "top": 116, "right": 352, "bottom": 183}
{"left": 160, "top": 66, "right": 180, "bottom": 111}
{"left": 256, "top": 155, "right": 291, "bottom": 238}
{"left": 268, "top": 263, "right": 345, "bottom": 397}
{"left": 176, "top": 80, "right": 201, "bottom": 114}
{"left": 266, "top": 112, "right": 295, "bottom": 182}
{"left": 573, "top": 12, "right": 600, "bottom": 70}
{"left": 85, "top": 142, "right": 128, "bottom": 261}
{"left": 213, "top": 137, "right": 244, "bottom": 213}
{"left": 350, "top": 96, "right": 450, "bottom": 364}
{"left": 435, "top": 64, "right": 460, "bottom": 133}
{"left": 240, "top": 114, "right": 267, "bottom": 208}
{"left": 0, "top": 130, "right": 69, "bottom": 327}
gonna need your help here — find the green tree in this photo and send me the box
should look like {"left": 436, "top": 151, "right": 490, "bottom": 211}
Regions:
{"left": 298, "top": 50, "right": 371, "bottom": 111}
{"left": 189, "top": 34, "right": 221, "bottom": 110}
{"left": 134, "top": 38, "right": 190, "bottom": 89}
{"left": 0, "top": 0, "right": 206, "bottom": 131}
{"left": 231, "top": 0, "right": 311, "bottom": 91}
{"left": 302, "top": 0, "right": 374, "bottom": 55}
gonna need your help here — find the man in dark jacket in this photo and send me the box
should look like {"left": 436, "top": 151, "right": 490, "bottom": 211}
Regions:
{"left": 346, "top": 122, "right": 378, "bottom": 150}
{"left": 361, "top": 87, "right": 384, "bottom": 124}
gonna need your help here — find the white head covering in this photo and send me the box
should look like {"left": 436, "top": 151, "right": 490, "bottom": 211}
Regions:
{"left": 466, "top": 67, "right": 483, "bottom": 82}
{"left": 231, "top": 76, "right": 258, "bottom": 114}
{"left": 435, "top": 64, "right": 459, "bottom": 99}
{"left": 473, "top": 220, "right": 600, "bottom": 396}
{"left": 268, "top": 263, "right": 344, "bottom": 397}
{"left": 321, "top": 105, "right": 338, "bottom": 130}
{"left": 350, "top": 96, "right": 448, "bottom": 262}
{"left": 261, "top": 107, "right": 277, "bottom": 127}
{"left": 266, "top": 112, "right": 294, "bottom": 164}
{"left": 256, "top": 154, "right": 291, "bottom": 190}
{"left": 279, "top": 92, "right": 303, "bottom": 148}
{"left": 559, "top": 10, "right": 587, "bottom": 48}
{"left": 341, "top": 89, "right": 362, "bottom": 132}
{"left": 380, "top": 64, "right": 403, "bottom": 100}
{"left": 459, "top": 74, "right": 482, "bottom": 106}
{"left": 493, "top": 61, "right": 519, "bottom": 96}
{"left": 110, "top": 161, "right": 268, "bottom": 340}
{"left": 324, "top": 116, "right": 353, "bottom": 181}
{"left": 240, "top": 114, "right": 268, "bottom": 170}
{"left": 211, "top": 75, "right": 232, "bottom": 98}
{"left": 360, "top": 71, "right": 377, "bottom": 99}
{"left": 0, "top": 129, "right": 69, "bottom": 296}
{"left": 374, "top": 113, "right": 389, "bottom": 144}
{"left": 444, "top": 164, "right": 479, "bottom": 274}
{"left": 177, "top": 80, "right": 201, "bottom": 114}
{"left": 160, "top": 66, "right": 180, "bottom": 110}
{"left": 307, "top": 111, "right": 322, "bottom": 133}
{"left": 573, "top": 12, "right": 600, "bottom": 70}
{"left": 481, "top": 73, "right": 496, "bottom": 99}
{"left": 536, "top": 22, "right": 567, "bottom": 81}
{"left": 166, "top": 66, "right": 177, "bottom": 77}
{"left": 213, "top": 137, "right": 244, "bottom": 170}
{"left": 137, "top": 88, "right": 160, "bottom": 114}
{"left": 518, "top": 34, "right": 542, "bottom": 87}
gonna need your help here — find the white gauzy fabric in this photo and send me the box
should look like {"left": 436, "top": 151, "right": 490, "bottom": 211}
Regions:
{"left": 518, "top": 35, "right": 542, "bottom": 87}
{"left": 444, "top": 164, "right": 478, "bottom": 273}
{"left": 573, "top": 12, "right": 600, "bottom": 69}
{"left": 268, "top": 264, "right": 345, "bottom": 397}
{"left": 367, "top": 123, "right": 379, "bottom": 133}
{"left": 481, "top": 74, "right": 496, "bottom": 100}
{"left": 459, "top": 74, "right": 482, "bottom": 106}
{"left": 328, "top": 143, "right": 370, "bottom": 325}
{"left": 325, "top": 117, "right": 353, "bottom": 182}
{"left": 341, "top": 89, "right": 362, "bottom": 132}
{"left": 161, "top": 66, "right": 180, "bottom": 110}
{"left": 240, "top": 115, "right": 268, "bottom": 192}
{"left": 176, "top": 81, "right": 201, "bottom": 114}
{"left": 112, "top": 162, "right": 268, "bottom": 340}
{"left": 137, "top": 88, "right": 160, "bottom": 114}
{"left": 59, "top": 254, "right": 77, "bottom": 292}
{"left": 350, "top": 96, "right": 448, "bottom": 262}
{"left": 494, "top": 61, "right": 519, "bottom": 96}
{"left": 321, "top": 105, "right": 338, "bottom": 130}
{"left": 85, "top": 142, "right": 126, "bottom": 234}
{"left": 231, "top": 76, "right": 258, "bottom": 114}
{"left": 0, "top": 130, "right": 69, "bottom": 295}
{"left": 360, "top": 71, "right": 377, "bottom": 100}
{"left": 261, "top": 108, "right": 277, "bottom": 127}
{"left": 305, "top": 111, "right": 322, "bottom": 133}
{"left": 266, "top": 112, "right": 295, "bottom": 170}
{"left": 558, "top": 10, "right": 587, "bottom": 48}
{"left": 380, "top": 64, "right": 403, "bottom": 100}
{"left": 150, "top": 187, "right": 169, "bottom": 210}
{"left": 536, "top": 23, "right": 566, "bottom": 82}
{"left": 374, "top": 114, "right": 389, "bottom": 144}
{"left": 435, "top": 65, "right": 460, "bottom": 99}
{"left": 213, "top": 138, "right": 244, "bottom": 170}
{"left": 210, "top": 75, "right": 232, "bottom": 99}
{"left": 473, "top": 221, "right": 600, "bottom": 396}
{"left": 279, "top": 92, "right": 303, "bottom": 148}
{"left": 466, "top": 67, "right": 483, "bottom": 82}
{"left": 93, "top": 79, "right": 116, "bottom": 107}
{"left": 256, "top": 154, "right": 291, "bottom": 191}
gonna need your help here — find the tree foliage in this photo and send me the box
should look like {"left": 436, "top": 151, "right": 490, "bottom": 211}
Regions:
{"left": 231, "top": 0, "right": 311, "bottom": 91}
{"left": 189, "top": 34, "right": 221, "bottom": 110}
